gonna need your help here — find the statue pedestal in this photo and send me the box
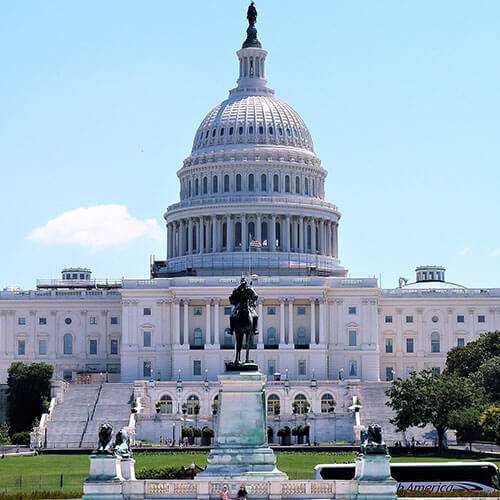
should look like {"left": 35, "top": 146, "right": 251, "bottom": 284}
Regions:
{"left": 197, "top": 371, "right": 287, "bottom": 481}
{"left": 354, "top": 453, "right": 396, "bottom": 500}
{"left": 121, "top": 457, "right": 136, "bottom": 481}
{"left": 83, "top": 454, "right": 123, "bottom": 500}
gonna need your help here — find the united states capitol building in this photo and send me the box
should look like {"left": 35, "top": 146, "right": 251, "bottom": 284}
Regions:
{"left": 1, "top": 6, "right": 499, "bottom": 445}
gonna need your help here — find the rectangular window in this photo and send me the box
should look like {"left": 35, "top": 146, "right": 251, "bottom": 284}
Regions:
{"left": 297, "top": 306, "right": 306, "bottom": 315}
{"left": 406, "top": 338, "right": 414, "bottom": 353}
{"left": 143, "top": 307, "right": 151, "bottom": 316}
{"left": 406, "top": 366, "right": 414, "bottom": 379}
{"left": 193, "top": 307, "right": 202, "bottom": 316}
{"left": 348, "top": 306, "right": 356, "bottom": 315}
{"left": 63, "top": 370, "right": 73, "bottom": 382}
{"left": 17, "top": 340, "right": 25, "bottom": 355}
{"left": 457, "top": 315, "right": 464, "bottom": 323}
{"left": 39, "top": 317, "right": 47, "bottom": 325}
{"left": 478, "top": 315, "right": 485, "bottom": 323}
{"left": 457, "top": 337, "right": 465, "bottom": 347}
{"left": 267, "top": 307, "right": 276, "bottom": 315}
{"left": 348, "top": 330, "right": 357, "bottom": 346}
{"left": 110, "top": 339, "right": 119, "bottom": 355}
{"left": 431, "top": 366, "right": 441, "bottom": 376}
{"left": 143, "top": 331, "right": 152, "bottom": 348}
{"left": 89, "top": 339, "right": 97, "bottom": 355}
{"left": 39, "top": 339, "right": 47, "bottom": 355}
{"left": 110, "top": 316, "right": 118, "bottom": 325}
{"left": 143, "top": 361, "right": 152, "bottom": 378}
{"left": 89, "top": 316, "right": 97, "bottom": 325}
{"left": 385, "top": 338, "right": 393, "bottom": 353}
{"left": 267, "top": 359, "right": 276, "bottom": 376}
{"left": 18, "top": 317, "right": 26, "bottom": 325}
{"left": 348, "top": 360, "right": 358, "bottom": 377}
{"left": 298, "top": 360, "right": 306, "bottom": 376}
{"left": 385, "top": 315, "right": 393, "bottom": 323}
{"left": 193, "top": 360, "right": 201, "bottom": 376}
{"left": 385, "top": 367, "right": 394, "bottom": 381}
{"left": 406, "top": 315, "right": 413, "bottom": 323}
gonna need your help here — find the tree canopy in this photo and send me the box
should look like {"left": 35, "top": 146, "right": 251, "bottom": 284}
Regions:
{"left": 385, "top": 369, "right": 486, "bottom": 448}
{"left": 7, "top": 362, "right": 53, "bottom": 434}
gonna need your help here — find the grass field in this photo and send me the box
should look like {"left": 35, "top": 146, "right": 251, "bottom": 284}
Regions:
{"left": 0, "top": 451, "right": 499, "bottom": 495}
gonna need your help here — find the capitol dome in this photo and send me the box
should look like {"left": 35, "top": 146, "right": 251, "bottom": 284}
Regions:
{"left": 191, "top": 94, "right": 314, "bottom": 153}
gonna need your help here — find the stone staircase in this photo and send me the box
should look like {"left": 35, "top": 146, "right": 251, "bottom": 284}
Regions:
{"left": 46, "top": 384, "right": 101, "bottom": 448}
{"left": 358, "top": 382, "right": 444, "bottom": 445}
{"left": 80, "top": 383, "right": 134, "bottom": 448}
{"left": 45, "top": 383, "right": 133, "bottom": 448}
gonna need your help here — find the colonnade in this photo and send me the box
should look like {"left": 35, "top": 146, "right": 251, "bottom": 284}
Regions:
{"left": 166, "top": 214, "right": 338, "bottom": 259}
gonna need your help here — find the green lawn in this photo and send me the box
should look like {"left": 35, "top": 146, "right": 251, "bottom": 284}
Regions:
{"left": 0, "top": 451, "right": 499, "bottom": 495}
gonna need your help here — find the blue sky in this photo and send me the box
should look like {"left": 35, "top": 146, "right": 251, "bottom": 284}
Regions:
{"left": 1, "top": 0, "right": 499, "bottom": 289}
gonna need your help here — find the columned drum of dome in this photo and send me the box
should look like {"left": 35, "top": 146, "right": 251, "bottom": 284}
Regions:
{"left": 158, "top": 6, "right": 346, "bottom": 278}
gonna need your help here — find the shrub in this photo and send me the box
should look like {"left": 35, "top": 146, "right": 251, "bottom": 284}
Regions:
{"left": 136, "top": 466, "right": 179, "bottom": 480}
{"left": 11, "top": 431, "right": 30, "bottom": 445}
{"left": 181, "top": 426, "right": 193, "bottom": 438}
{"left": 0, "top": 491, "right": 81, "bottom": 499}
{"left": 277, "top": 426, "right": 291, "bottom": 437}
{"left": 202, "top": 427, "right": 215, "bottom": 438}
{"left": 192, "top": 426, "right": 202, "bottom": 438}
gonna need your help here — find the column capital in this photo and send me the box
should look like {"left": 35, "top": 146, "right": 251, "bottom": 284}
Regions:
{"left": 309, "top": 297, "right": 317, "bottom": 304}
{"left": 173, "top": 298, "right": 182, "bottom": 305}
{"left": 287, "top": 298, "right": 295, "bottom": 304}
{"left": 279, "top": 297, "right": 286, "bottom": 304}
{"left": 416, "top": 308, "right": 424, "bottom": 315}
{"left": 204, "top": 297, "right": 212, "bottom": 304}
{"left": 213, "top": 298, "right": 221, "bottom": 305}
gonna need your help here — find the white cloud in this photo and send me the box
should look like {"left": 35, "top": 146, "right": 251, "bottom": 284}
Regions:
{"left": 458, "top": 247, "right": 470, "bottom": 256}
{"left": 28, "top": 204, "right": 161, "bottom": 250}
{"left": 491, "top": 248, "right": 500, "bottom": 257}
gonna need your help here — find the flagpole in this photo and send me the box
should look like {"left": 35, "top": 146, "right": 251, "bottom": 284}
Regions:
{"left": 248, "top": 233, "right": 252, "bottom": 277}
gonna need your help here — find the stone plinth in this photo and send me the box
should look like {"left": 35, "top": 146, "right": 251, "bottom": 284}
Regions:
{"left": 197, "top": 371, "right": 287, "bottom": 481}
{"left": 354, "top": 453, "right": 396, "bottom": 500}
{"left": 121, "top": 457, "right": 136, "bottom": 480}
{"left": 83, "top": 454, "right": 123, "bottom": 500}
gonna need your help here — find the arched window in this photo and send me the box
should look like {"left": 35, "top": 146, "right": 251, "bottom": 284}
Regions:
{"left": 63, "top": 334, "right": 73, "bottom": 355}
{"left": 193, "top": 328, "right": 202, "bottom": 346}
{"left": 222, "top": 222, "right": 227, "bottom": 248}
{"left": 321, "top": 394, "right": 336, "bottom": 414}
{"left": 248, "top": 221, "right": 255, "bottom": 240}
{"left": 192, "top": 225, "right": 197, "bottom": 251}
{"left": 202, "top": 177, "right": 208, "bottom": 194}
{"left": 224, "top": 174, "right": 230, "bottom": 192}
{"left": 212, "top": 175, "right": 218, "bottom": 193}
{"left": 235, "top": 221, "right": 242, "bottom": 247}
{"left": 261, "top": 221, "right": 268, "bottom": 247}
{"left": 275, "top": 221, "right": 281, "bottom": 248}
{"left": 261, "top": 174, "right": 267, "bottom": 192}
{"left": 186, "top": 395, "right": 200, "bottom": 415}
{"left": 312, "top": 178, "right": 316, "bottom": 196}
{"left": 304, "top": 178, "right": 309, "bottom": 195}
{"left": 293, "top": 394, "right": 309, "bottom": 415}
{"left": 307, "top": 225, "right": 312, "bottom": 251}
{"left": 236, "top": 174, "right": 242, "bottom": 192}
{"left": 295, "top": 176, "right": 300, "bottom": 193}
{"left": 431, "top": 332, "right": 440, "bottom": 353}
{"left": 248, "top": 173, "right": 254, "bottom": 191}
{"left": 220, "top": 127, "right": 224, "bottom": 136}
{"left": 249, "top": 125, "right": 254, "bottom": 134}
{"left": 267, "top": 327, "right": 277, "bottom": 345}
{"left": 285, "top": 175, "right": 290, "bottom": 192}
{"left": 229, "top": 126, "right": 234, "bottom": 135}
{"left": 188, "top": 180, "right": 192, "bottom": 197}
{"left": 195, "top": 178, "right": 199, "bottom": 196}
{"left": 297, "top": 327, "right": 307, "bottom": 346}
{"left": 159, "top": 395, "right": 173, "bottom": 414}
{"left": 273, "top": 174, "right": 279, "bottom": 192}
{"left": 267, "top": 394, "right": 280, "bottom": 415}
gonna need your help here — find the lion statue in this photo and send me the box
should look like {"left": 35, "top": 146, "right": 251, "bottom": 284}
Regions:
{"left": 96, "top": 422, "right": 114, "bottom": 454}
{"left": 114, "top": 428, "right": 131, "bottom": 457}
{"left": 360, "top": 423, "right": 387, "bottom": 455}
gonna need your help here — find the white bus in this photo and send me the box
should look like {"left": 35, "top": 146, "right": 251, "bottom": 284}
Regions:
{"left": 313, "top": 462, "right": 500, "bottom": 493}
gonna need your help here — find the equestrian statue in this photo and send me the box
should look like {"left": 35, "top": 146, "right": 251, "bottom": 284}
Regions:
{"left": 227, "top": 276, "right": 259, "bottom": 369}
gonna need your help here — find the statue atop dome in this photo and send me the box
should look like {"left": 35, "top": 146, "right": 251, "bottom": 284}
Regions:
{"left": 242, "top": 2, "right": 261, "bottom": 49}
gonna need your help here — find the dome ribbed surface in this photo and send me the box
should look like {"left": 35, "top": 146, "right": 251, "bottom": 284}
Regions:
{"left": 191, "top": 94, "right": 314, "bottom": 153}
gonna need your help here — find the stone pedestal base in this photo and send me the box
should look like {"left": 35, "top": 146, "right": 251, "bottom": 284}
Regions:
{"left": 197, "top": 371, "right": 287, "bottom": 481}
{"left": 121, "top": 457, "right": 136, "bottom": 480}
{"left": 354, "top": 453, "right": 396, "bottom": 500}
{"left": 83, "top": 454, "right": 123, "bottom": 500}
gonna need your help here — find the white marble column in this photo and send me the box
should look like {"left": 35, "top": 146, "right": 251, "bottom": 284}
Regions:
{"left": 188, "top": 219, "right": 193, "bottom": 254}
{"left": 310, "top": 298, "right": 317, "bottom": 344}
{"left": 179, "top": 220, "right": 185, "bottom": 256}
{"left": 242, "top": 214, "right": 248, "bottom": 252}
{"left": 285, "top": 215, "right": 291, "bottom": 252}
{"left": 257, "top": 299, "right": 264, "bottom": 348}
{"left": 256, "top": 213, "right": 262, "bottom": 247}
{"left": 279, "top": 298, "right": 285, "bottom": 345}
{"left": 205, "top": 299, "right": 212, "bottom": 345}
{"left": 197, "top": 217, "right": 202, "bottom": 253}
{"left": 270, "top": 215, "right": 276, "bottom": 251}
{"left": 333, "top": 222, "right": 339, "bottom": 258}
{"left": 319, "top": 220, "right": 325, "bottom": 255}
{"left": 226, "top": 214, "right": 232, "bottom": 252}
{"left": 211, "top": 216, "right": 217, "bottom": 253}
{"left": 318, "top": 298, "right": 326, "bottom": 345}
{"left": 214, "top": 299, "right": 220, "bottom": 346}
{"left": 288, "top": 298, "right": 294, "bottom": 345}
{"left": 299, "top": 217, "right": 304, "bottom": 252}
{"left": 165, "top": 299, "right": 172, "bottom": 345}
{"left": 291, "top": 218, "right": 297, "bottom": 252}
{"left": 311, "top": 219, "right": 317, "bottom": 254}
{"left": 183, "top": 299, "right": 189, "bottom": 346}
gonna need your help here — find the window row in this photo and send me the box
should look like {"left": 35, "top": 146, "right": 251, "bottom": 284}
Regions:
{"left": 17, "top": 336, "right": 119, "bottom": 356}
{"left": 182, "top": 173, "right": 321, "bottom": 198}
{"left": 16, "top": 315, "right": 119, "bottom": 326}
{"left": 385, "top": 366, "right": 441, "bottom": 381}
{"left": 384, "top": 333, "right": 466, "bottom": 354}
{"left": 383, "top": 314, "right": 486, "bottom": 324}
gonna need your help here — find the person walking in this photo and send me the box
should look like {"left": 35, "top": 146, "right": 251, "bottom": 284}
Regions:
{"left": 237, "top": 485, "right": 248, "bottom": 499}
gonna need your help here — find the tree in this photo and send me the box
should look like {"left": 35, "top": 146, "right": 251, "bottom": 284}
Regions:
{"left": 385, "top": 369, "right": 486, "bottom": 449}
{"left": 7, "top": 362, "right": 53, "bottom": 434}
{"left": 479, "top": 407, "right": 500, "bottom": 445}
{"left": 479, "top": 356, "right": 500, "bottom": 403}
{"left": 449, "top": 407, "right": 484, "bottom": 450}
{"left": 0, "top": 423, "right": 11, "bottom": 445}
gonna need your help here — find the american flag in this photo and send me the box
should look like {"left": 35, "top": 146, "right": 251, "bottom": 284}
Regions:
{"left": 250, "top": 237, "right": 262, "bottom": 248}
